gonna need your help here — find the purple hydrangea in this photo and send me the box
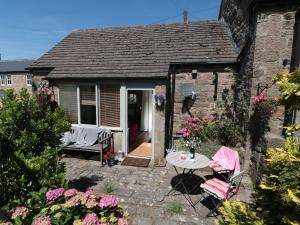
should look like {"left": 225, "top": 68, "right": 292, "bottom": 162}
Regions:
{"left": 82, "top": 213, "right": 100, "bottom": 225}
{"left": 98, "top": 194, "right": 118, "bottom": 208}
{"left": 31, "top": 216, "right": 52, "bottom": 225}
{"left": 46, "top": 188, "right": 64, "bottom": 201}
{"left": 11, "top": 206, "right": 31, "bottom": 219}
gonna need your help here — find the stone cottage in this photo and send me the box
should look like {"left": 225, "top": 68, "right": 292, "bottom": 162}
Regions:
{"left": 0, "top": 59, "right": 34, "bottom": 97}
{"left": 29, "top": 21, "right": 237, "bottom": 162}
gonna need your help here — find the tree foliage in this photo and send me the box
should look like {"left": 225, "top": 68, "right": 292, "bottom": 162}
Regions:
{"left": 0, "top": 88, "right": 70, "bottom": 206}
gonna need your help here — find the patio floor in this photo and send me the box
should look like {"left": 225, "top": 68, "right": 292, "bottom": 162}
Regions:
{"left": 62, "top": 156, "right": 253, "bottom": 225}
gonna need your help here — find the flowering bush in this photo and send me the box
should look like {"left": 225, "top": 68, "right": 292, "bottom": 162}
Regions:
{"left": 178, "top": 114, "right": 242, "bottom": 150}
{"left": 249, "top": 95, "right": 278, "bottom": 153}
{"left": 0, "top": 188, "right": 128, "bottom": 225}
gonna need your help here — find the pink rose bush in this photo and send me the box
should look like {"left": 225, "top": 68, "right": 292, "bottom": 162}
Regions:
{"left": 0, "top": 188, "right": 128, "bottom": 225}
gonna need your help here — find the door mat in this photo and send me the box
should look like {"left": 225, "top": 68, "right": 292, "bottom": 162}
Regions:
{"left": 121, "top": 156, "right": 150, "bottom": 167}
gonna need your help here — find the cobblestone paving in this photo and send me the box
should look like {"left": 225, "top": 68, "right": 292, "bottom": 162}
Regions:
{"left": 62, "top": 157, "right": 253, "bottom": 225}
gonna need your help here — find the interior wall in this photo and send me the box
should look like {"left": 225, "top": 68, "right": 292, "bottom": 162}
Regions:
{"left": 140, "top": 90, "right": 153, "bottom": 132}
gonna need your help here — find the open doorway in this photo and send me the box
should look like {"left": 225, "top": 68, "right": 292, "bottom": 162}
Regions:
{"left": 127, "top": 90, "right": 153, "bottom": 158}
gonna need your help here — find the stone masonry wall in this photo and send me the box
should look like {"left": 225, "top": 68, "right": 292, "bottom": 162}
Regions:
{"left": 220, "top": 0, "right": 252, "bottom": 50}
{"left": 173, "top": 70, "right": 234, "bottom": 133}
{"left": 252, "top": 6, "right": 298, "bottom": 135}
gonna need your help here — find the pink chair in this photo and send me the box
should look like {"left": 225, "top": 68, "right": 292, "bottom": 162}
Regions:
{"left": 209, "top": 146, "right": 240, "bottom": 181}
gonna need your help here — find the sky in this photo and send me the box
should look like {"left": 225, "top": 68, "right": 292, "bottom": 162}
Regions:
{"left": 0, "top": 0, "right": 221, "bottom": 60}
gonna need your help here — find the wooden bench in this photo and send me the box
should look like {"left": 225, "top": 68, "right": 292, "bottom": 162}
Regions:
{"left": 62, "top": 130, "right": 113, "bottom": 166}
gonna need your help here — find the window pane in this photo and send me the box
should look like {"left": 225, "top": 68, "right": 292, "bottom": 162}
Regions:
{"left": 80, "top": 85, "right": 96, "bottom": 125}
{"left": 7, "top": 75, "right": 11, "bottom": 85}
{"left": 59, "top": 84, "right": 78, "bottom": 124}
{"left": 100, "top": 84, "right": 120, "bottom": 127}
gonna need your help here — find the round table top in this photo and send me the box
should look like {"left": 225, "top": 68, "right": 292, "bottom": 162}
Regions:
{"left": 166, "top": 151, "right": 211, "bottom": 170}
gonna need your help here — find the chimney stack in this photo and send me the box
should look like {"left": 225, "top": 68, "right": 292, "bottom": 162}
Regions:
{"left": 183, "top": 10, "right": 188, "bottom": 24}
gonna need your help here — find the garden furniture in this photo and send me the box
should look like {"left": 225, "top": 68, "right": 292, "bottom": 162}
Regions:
{"left": 209, "top": 146, "right": 240, "bottom": 181}
{"left": 196, "top": 170, "right": 245, "bottom": 217}
{"left": 61, "top": 126, "right": 113, "bottom": 166}
{"left": 165, "top": 151, "right": 211, "bottom": 209}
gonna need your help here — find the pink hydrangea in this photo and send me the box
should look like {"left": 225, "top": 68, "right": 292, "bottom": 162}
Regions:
{"left": 31, "top": 216, "right": 52, "bottom": 225}
{"left": 85, "top": 198, "right": 98, "bottom": 208}
{"left": 84, "top": 189, "right": 94, "bottom": 197}
{"left": 66, "top": 196, "right": 80, "bottom": 207}
{"left": 64, "top": 188, "right": 78, "bottom": 198}
{"left": 98, "top": 194, "right": 118, "bottom": 208}
{"left": 82, "top": 213, "right": 100, "bottom": 225}
{"left": 11, "top": 206, "right": 31, "bottom": 219}
{"left": 46, "top": 188, "right": 64, "bottom": 201}
{"left": 118, "top": 218, "right": 128, "bottom": 225}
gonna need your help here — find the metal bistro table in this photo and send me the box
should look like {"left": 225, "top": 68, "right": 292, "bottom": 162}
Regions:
{"left": 166, "top": 151, "right": 211, "bottom": 209}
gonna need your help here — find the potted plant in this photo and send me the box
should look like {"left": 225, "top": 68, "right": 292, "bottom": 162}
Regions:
{"left": 154, "top": 95, "right": 165, "bottom": 111}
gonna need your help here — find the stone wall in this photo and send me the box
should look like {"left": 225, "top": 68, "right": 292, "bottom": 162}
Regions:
{"left": 252, "top": 6, "right": 298, "bottom": 135}
{"left": 153, "top": 83, "right": 166, "bottom": 160}
{"left": 220, "top": 0, "right": 252, "bottom": 50}
{"left": 173, "top": 70, "right": 234, "bottom": 133}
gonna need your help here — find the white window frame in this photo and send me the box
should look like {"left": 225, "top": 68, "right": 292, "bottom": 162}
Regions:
{"left": 0, "top": 75, "right": 6, "bottom": 86}
{"left": 26, "top": 74, "right": 32, "bottom": 86}
{"left": 6, "top": 75, "right": 12, "bottom": 86}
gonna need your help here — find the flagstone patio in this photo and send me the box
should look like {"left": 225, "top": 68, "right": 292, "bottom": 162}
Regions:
{"left": 62, "top": 157, "right": 253, "bottom": 225}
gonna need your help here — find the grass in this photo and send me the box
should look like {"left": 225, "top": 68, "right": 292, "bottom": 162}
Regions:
{"left": 102, "top": 181, "right": 116, "bottom": 194}
{"left": 167, "top": 201, "right": 183, "bottom": 214}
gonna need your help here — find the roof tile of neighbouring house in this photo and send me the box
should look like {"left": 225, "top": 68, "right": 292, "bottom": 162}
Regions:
{"left": 0, "top": 59, "right": 35, "bottom": 73}
{"left": 30, "top": 20, "right": 237, "bottom": 79}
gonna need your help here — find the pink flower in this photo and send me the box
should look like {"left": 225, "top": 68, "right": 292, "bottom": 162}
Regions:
{"left": 191, "top": 123, "right": 197, "bottom": 127}
{"left": 46, "top": 188, "right": 64, "bottom": 201}
{"left": 64, "top": 188, "right": 78, "bottom": 198}
{"left": 273, "top": 96, "right": 280, "bottom": 101}
{"left": 85, "top": 189, "right": 94, "bottom": 197}
{"left": 201, "top": 115, "right": 215, "bottom": 121}
{"left": 11, "top": 206, "right": 31, "bottom": 219}
{"left": 98, "top": 194, "right": 118, "bottom": 208}
{"left": 66, "top": 196, "right": 80, "bottom": 207}
{"left": 31, "top": 216, "right": 52, "bottom": 225}
{"left": 118, "top": 218, "right": 128, "bottom": 225}
{"left": 254, "top": 95, "right": 267, "bottom": 102}
{"left": 85, "top": 198, "right": 98, "bottom": 208}
{"left": 82, "top": 213, "right": 100, "bottom": 225}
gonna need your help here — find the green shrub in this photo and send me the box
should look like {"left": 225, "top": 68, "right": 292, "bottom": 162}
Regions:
{"left": 253, "top": 137, "right": 300, "bottom": 224}
{"left": 0, "top": 89, "right": 70, "bottom": 206}
{"left": 216, "top": 200, "right": 264, "bottom": 225}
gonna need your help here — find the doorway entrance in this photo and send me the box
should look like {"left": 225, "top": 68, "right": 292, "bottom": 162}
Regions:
{"left": 127, "top": 90, "right": 153, "bottom": 159}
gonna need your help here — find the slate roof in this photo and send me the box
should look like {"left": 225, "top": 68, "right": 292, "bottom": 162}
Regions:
{"left": 30, "top": 20, "right": 237, "bottom": 79}
{"left": 0, "top": 59, "right": 34, "bottom": 73}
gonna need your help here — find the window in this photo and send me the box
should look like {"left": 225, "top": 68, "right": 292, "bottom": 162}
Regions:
{"left": 80, "top": 85, "right": 96, "bottom": 125}
{"left": 6, "top": 75, "right": 12, "bottom": 86}
{"left": 59, "top": 83, "right": 120, "bottom": 127}
{"left": 59, "top": 84, "right": 78, "bottom": 124}
{"left": 0, "top": 75, "right": 5, "bottom": 86}
{"left": 26, "top": 74, "right": 32, "bottom": 86}
{"left": 100, "top": 84, "right": 120, "bottom": 127}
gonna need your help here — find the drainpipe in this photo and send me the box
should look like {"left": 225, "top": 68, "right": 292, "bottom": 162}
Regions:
{"left": 170, "top": 65, "right": 176, "bottom": 150}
